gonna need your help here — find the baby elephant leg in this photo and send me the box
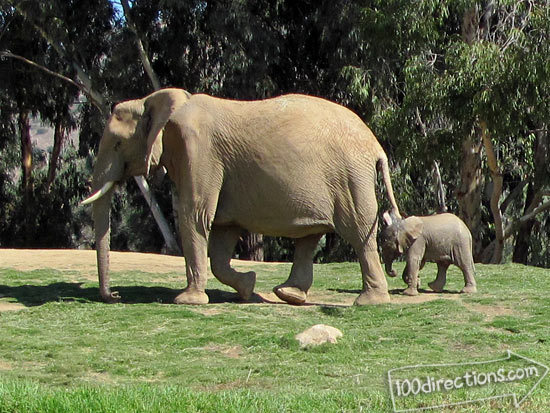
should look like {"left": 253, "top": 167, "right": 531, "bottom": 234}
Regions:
{"left": 428, "top": 263, "right": 449, "bottom": 293}
{"left": 274, "top": 233, "right": 323, "bottom": 305}
{"left": 402, "top": 260, "right": 421, "bottom": 296}
{"left": 460, "top": 261, "right": 477, "bottom": 293}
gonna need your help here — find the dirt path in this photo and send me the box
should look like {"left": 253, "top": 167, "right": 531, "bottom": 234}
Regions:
{"left": 0, "top": 249, "right": 189, "bottom": 278}
{"left": 0, "top": 249, "right": 462, "bottom": 308}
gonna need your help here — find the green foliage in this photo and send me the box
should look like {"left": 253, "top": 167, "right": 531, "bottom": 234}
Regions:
{"left": 0, "top": 0, "right": 548, "bottom": 265}
{"left": 0, "top": 144, "right": 92, "bottom": 248}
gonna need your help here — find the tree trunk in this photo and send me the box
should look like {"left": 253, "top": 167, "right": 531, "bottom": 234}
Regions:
{"left": 457, "top": 132, "right": 484, "bottom": 261}
{"left": 512, "top": 184, "right": 535, "bottom": 264}
{"left": 239, "top": 232, "right": 264, "bottom": 261}
{"left": 46, "top": 118, "right": 65, "bottom": 191}
{"left": 480, "top": 121, "right": 504, "bottom": 263}
{"left": 134, "top": 176, "right": 182, "bottom": 256}
{"left": 18, "top": 110, "right": 33, "bottom": 245}
{"left": 432, "top": 160, "right": 447, "bottom": 213}
{"left": 513, "top": 127, "right": 549, "bottom": 263}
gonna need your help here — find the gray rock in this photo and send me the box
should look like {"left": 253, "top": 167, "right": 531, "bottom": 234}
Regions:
{"left": 295, "top": 324, "right": 343, "bottom": 348}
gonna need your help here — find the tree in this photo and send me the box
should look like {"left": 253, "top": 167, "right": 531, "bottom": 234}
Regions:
{"left": 3, "top": 0, "right": 182, "bottom": 254}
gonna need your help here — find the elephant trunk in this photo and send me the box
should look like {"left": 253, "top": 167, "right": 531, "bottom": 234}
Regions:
{"left": 92, "top": 187, "right": 120, "bottom": 303}
{"left": 385, "top": 261, "right": 397, "bottom": 278}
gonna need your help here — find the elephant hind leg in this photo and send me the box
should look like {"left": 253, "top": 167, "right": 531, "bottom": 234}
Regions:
{"left": 336, "top": 213, "right": 390, "bottom": 305}
{"left": 455, "top": 250, "right": 477, "bottom": 293}
{"left": 350, "top": 229, "right": 391, "bottom": 304}
{"left": 209, "top": 226, "right": 256, "bottom": 301}
{"left": 459, "top": 264, "right": 477, "bottom": 293}
{"left": 273, "top": 233, "right": 323, "bottom": 305}
{"left": 428, "top": 262, "right": 449, "bottom": 293}
{"left": 354, "top": 248, "right": 391, "bottom": 304}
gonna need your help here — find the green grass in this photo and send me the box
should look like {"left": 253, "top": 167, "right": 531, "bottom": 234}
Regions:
{"left": 0, "top": 259, "right": 549, "bottom": 412}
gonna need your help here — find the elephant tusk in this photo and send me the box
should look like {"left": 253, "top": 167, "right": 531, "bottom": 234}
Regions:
{"left": 80, "top": 181, "right": 115, "bottom": 205}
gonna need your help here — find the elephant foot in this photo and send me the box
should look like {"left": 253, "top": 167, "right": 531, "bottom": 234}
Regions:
{"left": 460, "top": 284, "right": 477, "bottom": 294}
{"left": 402, "top": 286, "right": 419, "bottom": 296}
{"left": 174, "top": 288, "right": 209, "bottom": 305}
{"left": 273, "top": 285, "right": 307, "bottom": 305}
{"left": 100, "top": 290, "right": 121, "bottom": 304}
{"left": 236, "top": 271, "right": 256, "bottom": 301}
{"left": 353, "top": 290, "right": 391, "bottom": 305}
{"left": 428, "top": 281, "right": 445, "bottom": 293}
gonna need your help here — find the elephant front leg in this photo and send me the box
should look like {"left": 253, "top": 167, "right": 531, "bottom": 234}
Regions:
{"left": 174, "top": 221, "right": 210, "bottom": 305}
{"left": 209, "top": 227, "right": 256, "bottom": 301}
{"left": 274, "top": 234, "right": 323, "bottom": 305}
{"left": 402, "top": 261, "right": 420, "bottom": 296}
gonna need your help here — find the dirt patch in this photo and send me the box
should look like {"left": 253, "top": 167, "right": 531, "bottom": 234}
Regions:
{"left": 0, "top": 249, "right": 187, "bottom": 278}
{"left": 0, "top": 302, "right": 26, "bottom": 312}
{"left": 82, "top": 371, "right": 117, "bottom": 384}
{"left": 0, "top": 360, "right": 13, "bottom": 370}
{"left": 390, "top": 292, "right": 462, "bottom": 305}
{"left": 464, "top": 303, "right": 517, "bottom": 321}
{"left": 191, "top": 307, "right": 224, "bottom": 317}
{"left": 204, "top": 344, "right": 243, "bottom": 359}
{"left": 0, "top": 249, "right": 280, "bottom": 280}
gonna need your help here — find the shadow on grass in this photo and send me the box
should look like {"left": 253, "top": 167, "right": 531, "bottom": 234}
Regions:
{"left": 0, "top": 283, "right": 266, "bottom": 307}
{"left": 328, "top": 287, "right": 462, "bottom": 296}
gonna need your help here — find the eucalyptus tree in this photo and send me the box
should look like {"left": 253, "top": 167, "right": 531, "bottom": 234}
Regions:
{"left": 387, "top": 1, "right": 549, "bottom": 264}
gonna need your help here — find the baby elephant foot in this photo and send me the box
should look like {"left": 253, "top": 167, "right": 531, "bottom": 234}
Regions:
{"left": 236, "top": 271, "right": 256, "bottom": 301}
{"left": 174, "top": 288, "right": 209, "bottom": 305}
{"left": 273, "top": 285, "right": 307, "bottom": 305}
{"left": 403, "top": 286, "right": 419, "bottom": 296}
{"left": 428, "top": 280, "right": 445, "bottom": 293}
{"left": 354, "top": 290, "right": 391, "bottom": 305}
{"left": 460, "top": 284, "right": 477, "bottom": 294}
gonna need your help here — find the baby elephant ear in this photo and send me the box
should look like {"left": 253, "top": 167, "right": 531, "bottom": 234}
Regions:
{"left": 143, "top": 88, "right": 192, "bottom": 175}
{"left": 403, "top": 216, "right": 424, "bottom": 241}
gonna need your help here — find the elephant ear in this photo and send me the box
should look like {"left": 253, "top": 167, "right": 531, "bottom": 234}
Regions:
{"left": 143, "top": 88, "right": 192, "bottom": 175}
{"left": 397, "top": 216, "right": 424, "bottom": 253}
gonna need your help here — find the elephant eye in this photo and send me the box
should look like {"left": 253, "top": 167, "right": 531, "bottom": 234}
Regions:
{"left": 114, "top": 141, "right": 122, "bottom": 151}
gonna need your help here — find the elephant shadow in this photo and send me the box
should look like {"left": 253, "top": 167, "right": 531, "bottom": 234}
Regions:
{"left": 0, "top": 283, "right": 265, "bottom": 307}
{"left": 328, "top": 287, "right": 462, "bottom": 296}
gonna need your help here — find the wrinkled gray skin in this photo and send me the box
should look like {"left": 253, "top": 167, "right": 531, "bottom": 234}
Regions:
{"left": 380, "top": 212, "right": 477, "bottom": 296}
{"left": 82, "top": 88, "right": 401, "bottom": 306}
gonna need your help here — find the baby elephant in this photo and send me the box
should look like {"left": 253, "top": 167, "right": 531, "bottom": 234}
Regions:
{"left": 380, "top": 212, "right": 477, "bottom": 296}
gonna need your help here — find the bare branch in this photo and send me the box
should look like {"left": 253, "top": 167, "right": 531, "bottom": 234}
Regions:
{"left": 1, "top": 51, "right": 106, "bottom": 115}
{"left": 120, "top": 0, "right": 161, "bottom": 91}
{"left": 13, "top": 6, "right": 108, "bottom": 116}
{"left": 500, "top": 180, "right": 528, "bottom": 213}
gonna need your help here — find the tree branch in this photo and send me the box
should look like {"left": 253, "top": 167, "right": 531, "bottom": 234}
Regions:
{"left": 0, "top": 51, "right": 106, "bottom": 114}
{"left": 500, "top": 179, "right": 528, "bottom": 213}
{"left": 120, "top": 0, "right": 161, "bottom": 91}
{"left": 13, "top": 6, "right": 108, "bottom": 115}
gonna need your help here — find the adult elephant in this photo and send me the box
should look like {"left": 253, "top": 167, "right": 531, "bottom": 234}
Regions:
{"left": 81, "top": 88, "right": 401, "bottom": 306}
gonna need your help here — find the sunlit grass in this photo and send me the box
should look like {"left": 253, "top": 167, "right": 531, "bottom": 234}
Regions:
{"left": 0, "top": 260, "right": 549, "bottom": 412}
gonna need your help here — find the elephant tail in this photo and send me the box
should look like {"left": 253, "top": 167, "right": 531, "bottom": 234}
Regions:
{"left": 377, "top": 154, "right": 401, "bottom": 219}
